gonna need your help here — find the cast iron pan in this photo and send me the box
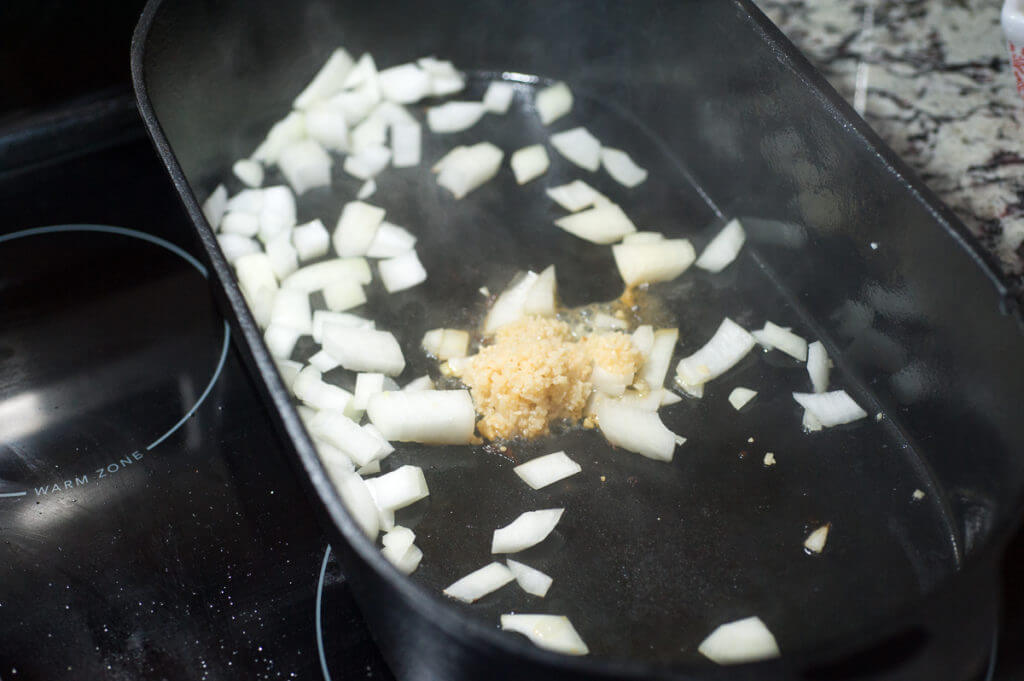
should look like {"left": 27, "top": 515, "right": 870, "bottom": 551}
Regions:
{"left": 131, "top": 1, "right": 1024, "bottom": 679}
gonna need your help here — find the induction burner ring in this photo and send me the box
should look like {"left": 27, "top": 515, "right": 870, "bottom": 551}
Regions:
{"left": 0, "top": 224, "right": 230, "bottom": 501}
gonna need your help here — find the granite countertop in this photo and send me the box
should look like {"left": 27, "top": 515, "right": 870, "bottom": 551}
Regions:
{"left": 757, "top": 0, "right": 1024, "bottom": 290}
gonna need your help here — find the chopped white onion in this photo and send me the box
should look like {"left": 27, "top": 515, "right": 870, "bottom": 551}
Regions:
{"left": 333, "top": 201, "right": 386, "bottom": 257}
{"left": 218, "top": 234, "right": 261, "bottom": 264}
{"left": 484, "top": 271, "right": 539, "bottom": 334}
{"left": 443, "top": 562, "right": 515, "bottom": 603}
{"left": 622, "top": 231, "right": 664, "bottom": 245}
{"left": 292, "top": 219, "right": 331, "bottom": 261}
{"left": 278, "top": 139, "right": 332, "bottom": 195}
{"left": 483, "top": 81, "right": 516, "bottom": 114}
{"left": 631, "top": 325, "right": 655, "bottom": 358}
{"left": 418, "top": 57, "right": 465, "bottom": 96}
{"left": 394, "top": 544, "right": 423, "bottom": 574}
{"left": 344, "top": 144, "right": 392, "bottom": 180}
{"left": 550, "top": 127, "right": 602, "bottom": 172}
{"left": 545, "top": 180, "right": 609, "bottom": 212}
{"left": 274, "top": 358, "right": 303, "bottom": 390}
{"left": 535, "top": 81, "right": 573, "bottom": 125}
{"left": 500, "top": 614, "right": 589, "bottom": 656}
{"left": 310, "top": 408, "right": 386, "bottom": 466}
{"left": 258, "top": 186, "right": 297, "bottom": 243}
{"left": 332, "top": 470, "right": 379, "bottom": 540}
{"left": 293, "top": 368, "right": 353, "bottom": 412}
{"left": 595, "top": 400, "right": 680, "bottom": 461}
{"left": 641, "top": 328, "right": 678, "bottom": 389}
{"left": 226, "top": 187, "right": 265, "bottom": 214}
{"left": 403, "top": 375, "right": 435, "bottom": 391}
{"left": 312, "top": 310, "right": 374, "bottom": 343}
{"left": 435, "top": 143, "right": 504, "bottom": 199}
{"left": 753, "top": 321, "right": 808, "bottom": 362}
{"left": 381, "top": 525, "right": 415, "bottom": 557}
{"left": 322, "top": 325, "right": 405, "bottom": 375}
{"left": 331, "top": 84, "right": 379, "bottom": 126}
{"left": 252, "top": 111, "right": 305, "bottom": 165}
{"left": 422, "top": 328, "right": 471, "bottom": 360}
{"left": 354, "top": 372, "right": 386, "bottom": 410}
{"left": 522, "top": 265, "right": 557, "bottom": 317}
{"left": 362, "top": 423, "right": 395, "bottom": 459}
{"left": 284, "top": 258, "right": 371, "bottom": 293}
{"left": 234, "top": 253, "right": 279, "bottom": 327}
{"left": 555, "top": 203, "right": 636, "bottom": 244}
{"left": 505, "top": 560, "right": 553, "bottom": 597}
{"left": 266, "top": 232, "right": 299, "bottom": 280}
{"left": 728, "top": 387, "right": 758, "bottom": 410}
{"left": 343, "top": 53, "right": 379, "bottom": 92}
{"left": 510, "top": 144, "right": 550, "bottom": 184}
{"left": 308, "top": 349, "right": 340, "bottom": 373}
{"left": 698, "top": 616, "right": 780, "bottom": 665}
{"left": 806, "top": 341, "right": 830, "bottom": 393}
{"left": 232, "top": 159, "right": 264, "bottom": 188}
{"left": 323, "top": 278, "right": 366, "bottom": 312}
{"left": 591, "top": 312, "right": 627, "bottom": 331}
{"left": 427, "top": 101, "right": 486, "bottom": 133}
{"left": 356, "top": 178, "right": 377, "bottom": 200}
{"left": 202, "top": 184, "right": 228, "bottom": 229}
{"left": 264, "top": 324, "right": 301, "bottom": 359}
{"left": 803, "top": 409, "right": 824, "bottom": 432}
{"left": 366, "top": 221, "right": 417, "bottom": 258}
{"left": 366, "top": 390, "right": 476, "bottom": 444}
{"left": 304, "top": 101, "right": 350, "bottom": 152}
{"left": 379, "top": 250, "right": 427, "bottom": 293}
{"left": 377, "top": 63, "right": 432, "bottom": 104}
{"left": 675, "top": 318, "right": 756, "bottom": 393}
{"left": 612, "top": 238, "right": 696, "bottom": 285}
{"left": 695, "top": 218, "right": 746, "bottom": 273}
{"left": 804, "top": 524, "right": 830, "bottom": 554}
{"left": 491, "top": 509, "right": 564, "bottom": 554}
{"left": 792, "top": 390, "right": 867, "bottom": 427}
{"left": 391, "top": 122, "right": 422, "bottom": 168}
{"left": 269, "top": 288, "right": 312, "bottom": 333}
{"left": 350, "top": 116, "right": 387, "bottom": 155}
{"left": 600, "top": 147, "right": 647, "bottom": 187}
{"left": 294, "top": 48, "right": 354, "bottom": 110}
{"left": 220, "top": 211, "right": 260, "bottom": 237}
{"left": 661, "top": 390, "right": 682, "bottom": 406}
{"left": 514, "top": 451, "right": 581, "bottom": 490}
{"left": 364, "top": 465, "right": 429, "bottom": 511}
{"left": 592, "top": 365, "right": 630, "bottom": 396}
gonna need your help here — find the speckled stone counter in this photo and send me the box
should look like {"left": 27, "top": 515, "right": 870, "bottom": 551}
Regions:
{"left": 757, "top": 0, "right": 1024, "bottom": 287}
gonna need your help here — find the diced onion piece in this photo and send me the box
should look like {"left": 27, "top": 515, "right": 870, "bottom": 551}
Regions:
{"left": 294, "top": 48, "right": 354, "bottom": 110}
{"left": 595, "top": 400, "right": 680, "bottom": 461}
{"left": 266, "top": 232, "right": 299, "bottom": 280}
{"left": 535, "top": 81, "right": 573, "bottom": 125}
{"left": 436, "top": 143, "right": 504, "bottom": 199}
{"left": 506, "top": 560, "right": 553, "bottom": 597}
{"left": 695, "top": 218, "right": 746, "bottom": 273}
{"left": 322, "top": 325, "right": 405, "bottom": 375}
{"left": 612, "top": 238, "right": 695, "bottom": 285}
{"left": 698, "top": 616, "right": 780, "bottom": 665}
{"left": 343, "top": 53, "right": 379, "bottom": 92}
{"left": 226, "top": 187, "right": 265, "bottom": 213}
{"left": 675, "top": 318, "right": 756, "bottom": 393}
{"left": 366, "top": 390, "right": 476, "bottom": 444}
{"left": 252, "top": 111, "right": 305, "bottom": 165}
{"left": 269, "top": 288, "right": 312, "bottom": 333}
{"left": 491, "top": 509, "right": 564, "bottom": 554}
{"left": 218, "top": 234, "right": 261, "bottom": 264}
{"left": 292, "top": 368, "right": 353, "bottom": 412}
{"left": 483, "top": 81, "right": 515, "bottom": 114}
{"left": 331, "top": 84, "right": 378, "bottom": 126}
{"left": 377, "top": 63, "right": 432, "bottom": 104}
{"left": 623, "top": 231, "right": 664, "bottom": 245}
{"left": 593, "top": 390, "right": 664, "bottom": 414}
{"left": 220, "top": 211, "right": 260, "bottom": 237}
{"left": 394, "top": 544, "right": 423, "bottom": 574}
{"left": 632, "top": 325, "right": 655, "bottom": 358}
{"left": 662, "top": 390, "right": 683, "bottom": 406}
{"left": 403, "top": 375, "right": 434, "bottom": 391}
{"left": 804, "top": 524, "right": 830, "bottom": 554}
{"left": 297, "top": 405, "right": 317, "bottom": 430}
{"left": 264, "top": 324, "right": 301, "bottom": 359}
{"left": 592, "top": 366, "right": 630, "bottom": 396}
{"left": 445, "top": 356, "right": 473, "bottom": 374}
{"left": 362, "top": 423, "right": 395, "bottom": 459}
{"left": 310, "top": 409, "right": 386, "bottom": 466}
{"left": 274, "top": 359, "right": 302, "bottom": 390}
{"left": 357, "top": 179, "right": 376, "bottom": 200}
{"left": 514, "top": 451, "right": 581, "bottom": 490}
{"left": 304, "top": 101, "right": 350, "bottom": 152}
{"left": 350, "top": 115, "right": 387, "bottom": 154}
{"left": 600, "top": 147, "right": 647, "bottom": 187}
{"left": 234, "top": 253, "right": 279, "bottom": 327}
{"left": 484, "top": 271, "right": 539, "bottom": 334}
{"left": 312, "top": 310, "right": 374, "bottom": 343}
{"left": 232, "top": 159, "right": 264, "bottom": 188}
{"left": 366, "top": 221, "right": 417, "bottom": 258}
{"left": 591, "top": 312, "right": 627, "bottom": 331}
{"left": 284, "top": 258, "right": 372, "bottom": 292}
{"left": 333, "top": 201, "right": 386, "bottom": 257}
{"left": 792, "top": 390, "right": 867, "bottom": 428}
{"left": 500, "top": 614, "right": 589, "bottom": 656}
{"left": 803, "top": 409, "right": 823, "bottom": 432}
{"left": 343, "top": 144, "right": 392, "bottom": 180}
{"left": 642, "top": 329, "right": 678, "bottom": 389}
{"left": 807, "top": 341, "right": 830, "bottom": 393}
{"left": 381, "top": 525, "right": 415, "bottom": 556}
{"left": 258, "top": 185, "right": 298, "bottom": 243}
{"left": 728, "top": 387, "right": 758, "bottom": 410}
{"left": 292, "top": 219, "right": 331, "bottom": 261}
{"left": 332, "top": 470, "right": 379, "bottom": 540}
{"left": 443, "top": 562, "right": 515, "bottom": 603}
{"left": 522, "top": 265, "right": 557, "bottom": 317}
{"left": 354, "top": 372, "right": 385, "bottom": 410}
{"left": 545, "top": 180, "right": 609, "bottom": 212}
{"left": 510, "top": 144, "right": 550, "bottom": 184}
{"left": 202, "top": 184, "right": 228, "bottom": 229}
{"left": 550, "top": 127, "right": 601, "bottom": 172}
{"left": 753, "top": 321, "right": 808, "bottom": 362}
{"left": 422, "top": 329, "right": 471, "bottom": 360}
{"left": 391, "top": 122, "right": 422, "bottom": 168}
{"left": 364, "top": 465, "right": 429, "bottom": 511}
{"left": 555, "top": 203, "right": 636, "bottom": 244}
{"left": 418, "top": 57, "right": 465, "bottom": 96}
{"left": 379, "top": 250, "right": 427, "bottom": 293}
{"left": 427, "top": 101, "right": 486, "bottom": 133}
{"left": 323, "top": 278, "right": 366, "bottom": 312}
{"left": 308, "top": 349, "right": 340, "bottom": 373}
{"left": 278, "top": 139, "right": 332, "bottom": 195}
